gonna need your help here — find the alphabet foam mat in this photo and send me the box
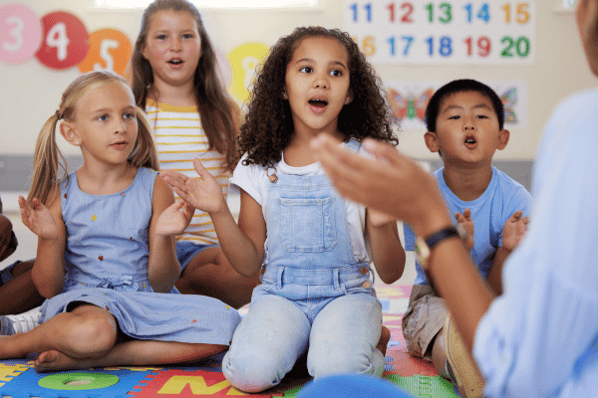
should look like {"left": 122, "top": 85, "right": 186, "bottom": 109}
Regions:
{"left": 0, "top": 285, "right": 459, "bottom": 397}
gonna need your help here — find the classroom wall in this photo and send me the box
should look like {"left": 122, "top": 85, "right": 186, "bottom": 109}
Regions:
{"left": 0, "top": 0, "right": 595, "bottom": 172}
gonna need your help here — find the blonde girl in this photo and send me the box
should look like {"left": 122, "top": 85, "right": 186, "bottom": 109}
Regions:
{"left": 130, "top": 0, "right": 257, "bottom": 309}
{"left": 3, "top": 71, "right": 239, "bottom": 372}
{"left": 164, "top": 27, "right": 406, "bottom": 392}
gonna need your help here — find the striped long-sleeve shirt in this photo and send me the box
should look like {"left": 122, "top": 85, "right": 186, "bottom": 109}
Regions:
{"left": 146, "top": 100, "right": 229, "bottom": 246}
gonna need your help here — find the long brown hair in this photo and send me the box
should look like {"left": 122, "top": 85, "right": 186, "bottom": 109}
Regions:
{"left": 28, "top": 71, "right": 158, "bottom": 206}
{"left": 130, "top": 0, "right": 239, "bottom": 171}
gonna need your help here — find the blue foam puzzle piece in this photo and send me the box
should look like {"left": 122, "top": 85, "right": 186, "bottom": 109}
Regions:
{"left": 0, "top": 367, "right": 152, "bottom": 398}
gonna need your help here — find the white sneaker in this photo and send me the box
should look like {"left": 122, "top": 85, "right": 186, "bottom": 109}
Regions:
{"left": 0, "top": 306, "right": 42, "bottom": 335}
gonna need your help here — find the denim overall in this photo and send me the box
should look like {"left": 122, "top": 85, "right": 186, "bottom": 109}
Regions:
{"left": 223, "top": 141, "right": 384, "bottom": 392}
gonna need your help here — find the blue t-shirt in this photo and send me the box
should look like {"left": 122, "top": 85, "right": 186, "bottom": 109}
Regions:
{"left": 411, "top": 166, "right": 532, "bottom": 285}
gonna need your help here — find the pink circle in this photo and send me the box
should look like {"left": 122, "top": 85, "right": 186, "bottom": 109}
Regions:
{"left": 0, "top": 3, "right": 42, "bottom": 64}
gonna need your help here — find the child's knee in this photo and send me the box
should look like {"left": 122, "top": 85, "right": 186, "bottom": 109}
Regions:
{"left": 222, "top": 349, "right": 285, "bottom": 393}
{"left": 68, "top": 312, "right": 117, "bottom": 354}
{"left": 308, "top": 346, "right": 381, "bottom": 378}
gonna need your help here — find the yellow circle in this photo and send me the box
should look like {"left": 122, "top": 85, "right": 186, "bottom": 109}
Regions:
{"left": 227, "top": 42, "right": 269, "bottom": 104}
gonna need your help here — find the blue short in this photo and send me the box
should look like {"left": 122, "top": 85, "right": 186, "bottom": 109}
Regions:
{"left": 0, "top": 260, "right": 21, "bottom": 287}
{"left": 176, "top": 241, "right": 218, "bottom": 274}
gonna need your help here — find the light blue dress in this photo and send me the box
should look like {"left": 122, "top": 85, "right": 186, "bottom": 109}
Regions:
{"left": 40, "top": 167, "right": 240, "bottom": 345}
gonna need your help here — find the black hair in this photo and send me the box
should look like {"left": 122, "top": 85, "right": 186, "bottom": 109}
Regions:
{"left": 425, "top": 79, "right": 504, "bottom": 132}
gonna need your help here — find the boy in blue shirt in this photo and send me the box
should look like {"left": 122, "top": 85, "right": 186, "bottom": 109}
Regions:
{"left": 402, "top": 79, "right": 532, "bottom": 389}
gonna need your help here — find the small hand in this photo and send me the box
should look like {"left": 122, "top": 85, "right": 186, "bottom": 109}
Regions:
{"left": 18, "top": 196, "right": 58, "bottom": 241}
{"left": 368, "top": 207, "right": 397, "bottom": 227}
{"left": 155, "top": 200, "right": 194, "bottom": 237}
{"left": 455, "top": 208, "right": 474, "bottom": 250}
{"left": 161, "top": 158, "right": 226, "bottom": 215}
{"left": 502, "top": 210, "right": 529, "bottom": 252}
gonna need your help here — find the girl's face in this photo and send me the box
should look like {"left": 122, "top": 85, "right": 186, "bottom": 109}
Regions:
{"left": 284, "top": 36, "right": 352, "bottom": 138}
{"left": 65, "top": 82, "right": 139, "bottom": 167}
{"left": 141, "top": 10, "right": 202, "bottom": 92}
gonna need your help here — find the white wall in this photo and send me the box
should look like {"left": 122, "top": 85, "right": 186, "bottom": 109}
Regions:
{"left": 0, "top": 0, "right": 596, "bottom": 161}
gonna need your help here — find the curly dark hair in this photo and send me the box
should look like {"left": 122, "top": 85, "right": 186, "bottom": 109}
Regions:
{"left": 239, "top": 26, "right": 398, "bottom": 169}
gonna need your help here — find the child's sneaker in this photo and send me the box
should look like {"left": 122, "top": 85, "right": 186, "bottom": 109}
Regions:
{"left": 0, "top": 306, "right": 42, "bottom": 335}
{"left": 444, "top": 312, "right": 486, "bottom": 398}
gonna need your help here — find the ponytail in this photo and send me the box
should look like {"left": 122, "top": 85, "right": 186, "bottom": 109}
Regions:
{"left": 27, "top": 113, "right": 68, "bottom": 206}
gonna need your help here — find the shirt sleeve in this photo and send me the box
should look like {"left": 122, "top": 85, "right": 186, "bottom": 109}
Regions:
{"left": 229, "top": 154, "right": 265, "bottom": 207}
{"left": 473, "top": 93, "right": 598, "bottom": 397}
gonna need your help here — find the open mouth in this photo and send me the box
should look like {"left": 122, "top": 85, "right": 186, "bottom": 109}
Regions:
{"left": 464, "top": 136, "right": 477, "bottom": 146}
{"left": 308, "top": 98, "right": 328, "bottom": 109}
{"left": 168, "top": 59, "right": 183, "bottom": 65}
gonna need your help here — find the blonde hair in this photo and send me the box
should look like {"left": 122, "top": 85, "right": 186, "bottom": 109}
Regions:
{"left": 28, "top": 71, "right": 159, "bottom": 206}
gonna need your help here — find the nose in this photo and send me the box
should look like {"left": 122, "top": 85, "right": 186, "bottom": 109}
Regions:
{"left": 463, "top": 116, "right": 476, "bottom": 131}
{"left": 313, "top": 72, "right": 329, "bottom": 89}
{"left": 114, "top": 118, "right": 127, "bottom": 134}
{"left": 170, "top": 37, "right": 182, "bottom": 52}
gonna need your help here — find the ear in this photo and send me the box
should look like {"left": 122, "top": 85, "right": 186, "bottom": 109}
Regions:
{"left": 344, "top": 89, "right": 353, "bottom": 105}
{"left": 140, "top": 43, "right": 148, "bottom": 60}
{"left": 424, "top": 131, "right": 440, "bottom": 153}
{"left": 497, "top": 129, "right": 510, "bottom": 150}
{"left": 59, "top": 121, "right": 81, "bottom": 147}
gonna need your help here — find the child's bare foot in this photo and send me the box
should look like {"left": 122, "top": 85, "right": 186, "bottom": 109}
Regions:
{"left": 376, "top": 326, "right": 391, "bottom": 356}
{"left": 34, "top": 350, "right": 84, "bottom": 372}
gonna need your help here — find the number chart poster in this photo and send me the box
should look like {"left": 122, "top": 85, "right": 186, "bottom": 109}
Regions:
{"left": 344, "top": 1, "right": 535, "bottom": 64}
{"left": 386, "top": 80, "right": 528, "bottom": 129}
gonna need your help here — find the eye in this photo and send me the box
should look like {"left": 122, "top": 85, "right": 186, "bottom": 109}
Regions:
{"left": 123, "top": 112, "right": 135, "bottom": 120}
{"left": 476, "top": 114, "right": 489, "bottom": 119}
{"left": 330, "top": 69, "right": 343, "bottom": 77}
{"left": 97, "top": 114, "right": 108, "bottom": 122}
{"left": 182, "top": 33, "right": 194, "bottom": 39}
{"left": 299, "top": 66, "right": 313, "bottom": 73}
{"left": 156, "top": 34, "right": 167, "bottom": 40}
{"left": 448, "top": 115, "right": 460, "bottom": 120}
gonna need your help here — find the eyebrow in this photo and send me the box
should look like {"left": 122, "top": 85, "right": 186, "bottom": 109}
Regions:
{"left": 294, "top": 58, "right": 348, "bottom": 69}
{"left": 91, "top": 106, "right": 136, "bottom": 114}
{"left": 442, "top": 103, "right": 493, "bottom": 112}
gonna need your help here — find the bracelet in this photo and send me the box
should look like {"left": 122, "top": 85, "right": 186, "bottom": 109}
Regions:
{"left": 415, "top": 226, "right": 462, "bottom": 293}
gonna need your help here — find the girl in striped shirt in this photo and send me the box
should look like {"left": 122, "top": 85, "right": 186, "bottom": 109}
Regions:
{"left": 130, "top": 0, "right": 258, "bottom": 308}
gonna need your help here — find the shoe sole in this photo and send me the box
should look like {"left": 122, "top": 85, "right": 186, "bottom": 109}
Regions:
{"left": 444, "top": 312, "right": 486, "bottom": 398}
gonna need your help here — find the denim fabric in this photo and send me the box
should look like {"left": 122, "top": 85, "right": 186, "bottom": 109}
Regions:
{"left": 223, "top": 148, "right": 384, "bottom": 392}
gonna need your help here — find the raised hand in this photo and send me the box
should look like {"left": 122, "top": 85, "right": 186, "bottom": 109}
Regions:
{"left": 312, "top": 135, "right": 451, "bottom": 239}
{"left": 455, "top": 208, "right": 474, "bottom": 251}
{"left": 18, "top": 196, "right": 59, "bottom": 241}
{"left": 161, "top": 158, "right": 226, "bottom": 215}
{"left": 502, "top": 210, "right": 529, "bottom": 252}
{"left": 155, "top": 200, "right": 194, "bottom": 237}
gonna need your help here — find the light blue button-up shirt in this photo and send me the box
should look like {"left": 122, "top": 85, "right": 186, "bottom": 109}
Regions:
{"left": 473, "top": 88, "right": 598, "bottom": 397}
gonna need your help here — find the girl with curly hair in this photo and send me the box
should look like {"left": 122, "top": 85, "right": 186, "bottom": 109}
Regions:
{"left": 163, "top": 26, "right": 406, "bottom": 392}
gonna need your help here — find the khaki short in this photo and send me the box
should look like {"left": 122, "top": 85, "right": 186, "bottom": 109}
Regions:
{"left": 402, "top": 284, "right": 448, "bottom": 361}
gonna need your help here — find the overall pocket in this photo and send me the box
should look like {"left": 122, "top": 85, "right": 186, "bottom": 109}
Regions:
{"left": 279, "top": 196, "right": 337, "bottom": 253}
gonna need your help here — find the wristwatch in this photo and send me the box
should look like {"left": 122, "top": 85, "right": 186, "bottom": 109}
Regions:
{"left": 415, "top": 225, "right": 468, "bottom": 292}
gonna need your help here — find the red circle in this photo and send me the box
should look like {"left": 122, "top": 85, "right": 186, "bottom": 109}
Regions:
{"left": 35, "top": 11, "right": 89, "bottom": 70}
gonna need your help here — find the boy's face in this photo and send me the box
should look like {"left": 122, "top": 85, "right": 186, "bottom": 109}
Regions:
{"left": 424, "top": 90, "right": 509, "bottom": 166}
